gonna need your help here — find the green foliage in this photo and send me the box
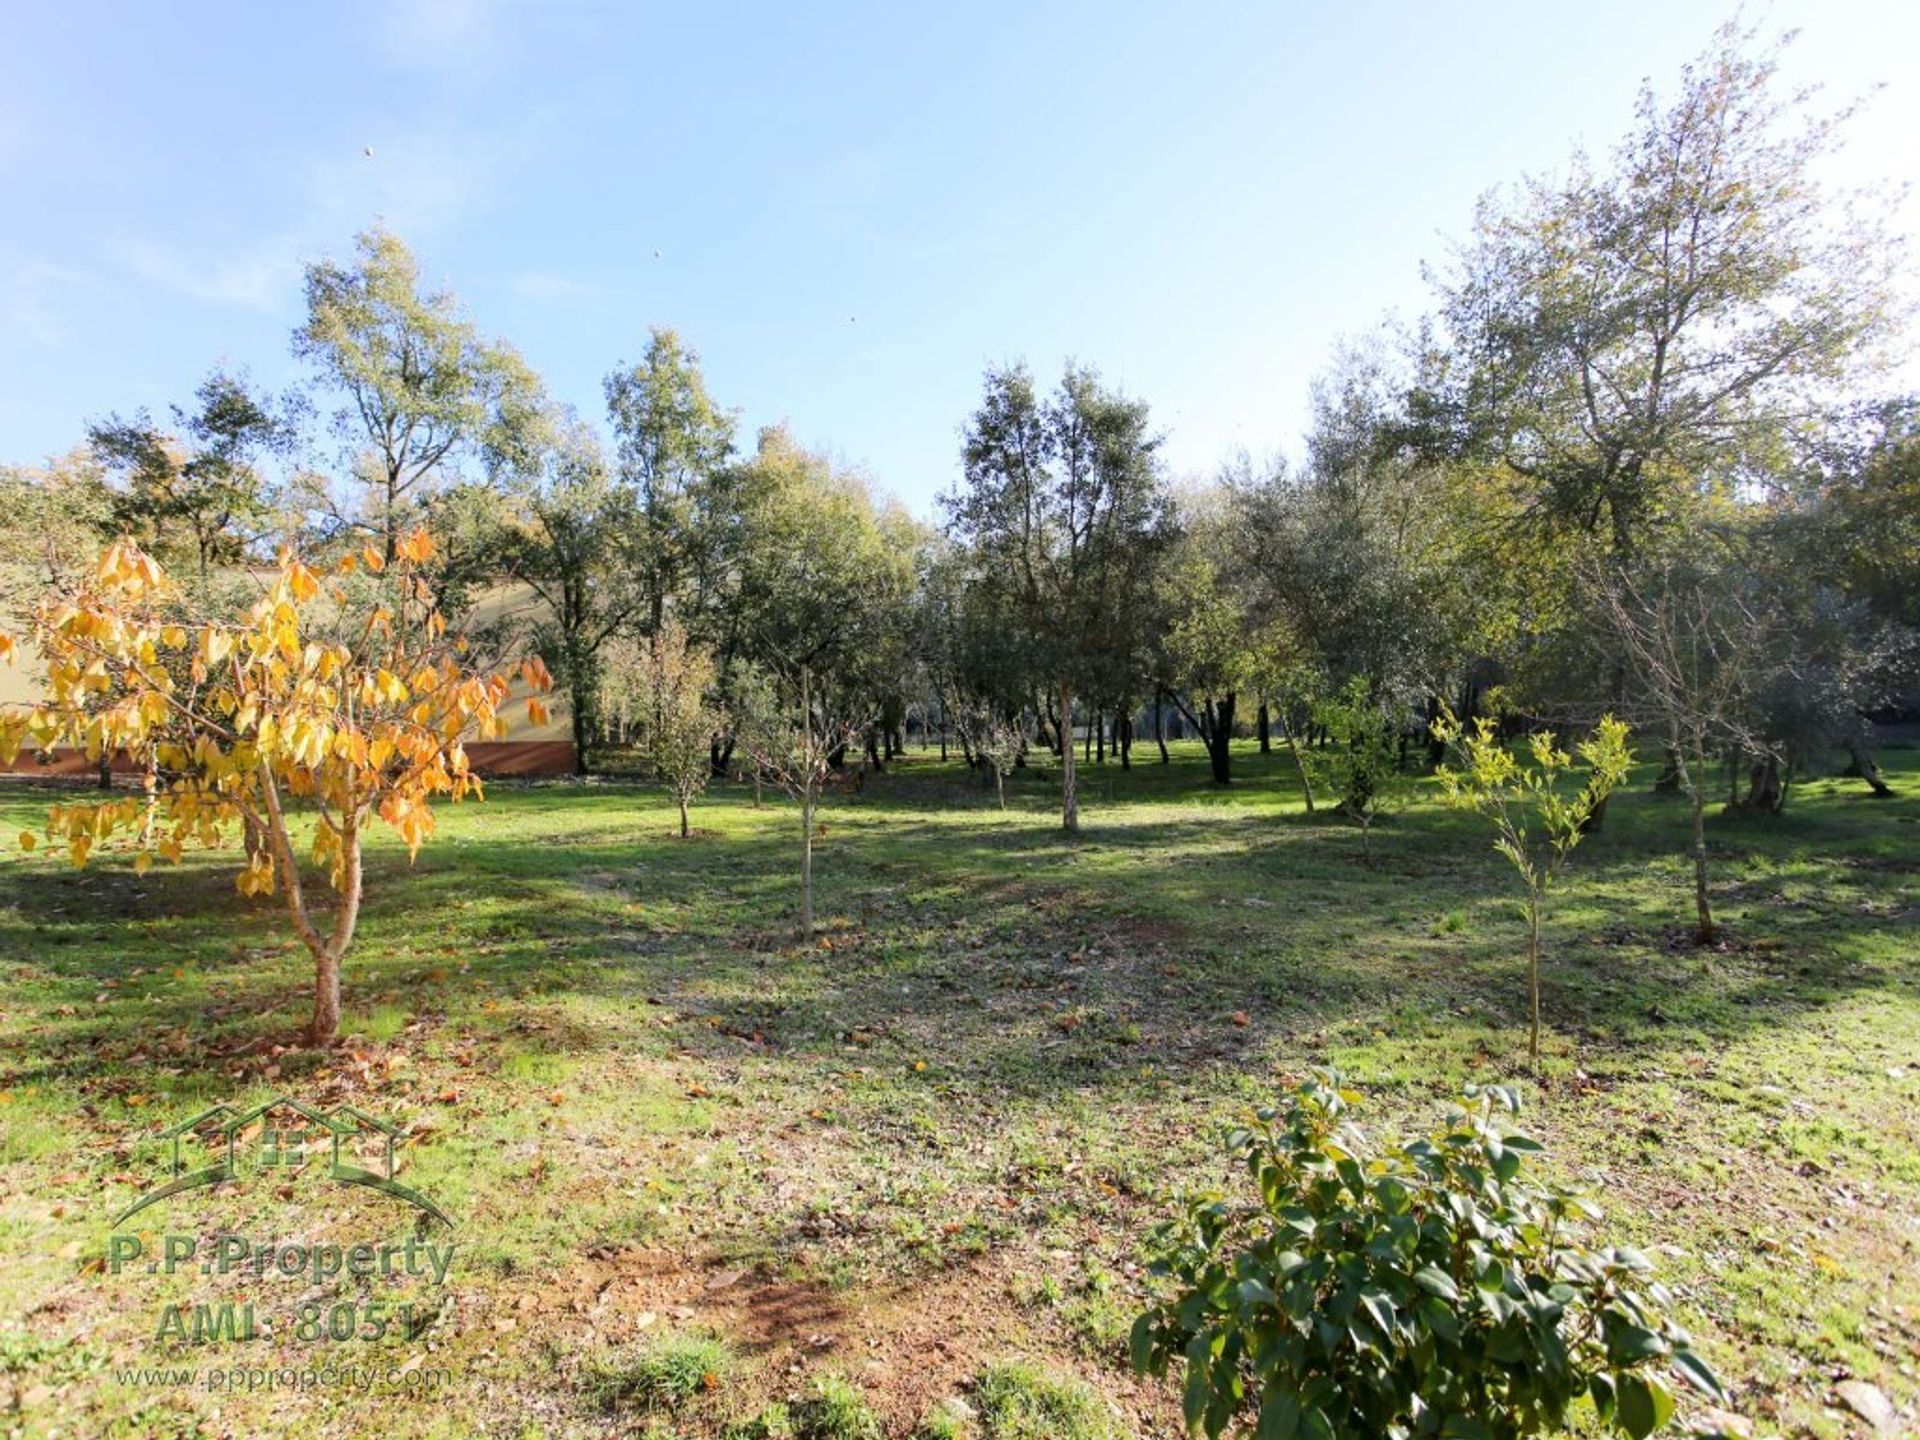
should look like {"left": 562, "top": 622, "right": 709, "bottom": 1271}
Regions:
{"left": 1311, "top": 677, "right": 1406, "bottom": 861}
{"left": 87, "top": 369, "right": 289, "bottom": 580}
{"left": 1433, "top": 712, "right": 1633, "bottom": 1061}
{"left": 631, "top": 618, "right": 723, "bottom": 836}
{"left": 585, "top": 1332, "right": 734, "bottom": 1414}
{"left": 788, "top": 1373, "right": 883, "bottom": 1440}
{"left": 976, "top": 1361, "right": 1118, "bottom": 1440}
{"left": 1131, "top": 1073, "right": 1724, "bottom": 1440}
{"left": 296, "top": 226, "right": 547, "bottom": 563}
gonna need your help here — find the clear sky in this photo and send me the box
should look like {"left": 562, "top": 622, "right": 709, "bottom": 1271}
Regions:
{"left": 3, "top": 1, "right": 1915, "bottom": 515}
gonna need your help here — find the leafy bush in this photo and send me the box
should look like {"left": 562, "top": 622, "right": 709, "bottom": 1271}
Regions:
{"left": 1310, "top": 677, "right": 1408, "bottom": 864}
{"left": 1130, "top": 1073, "right": 1725, "bottom": 1439}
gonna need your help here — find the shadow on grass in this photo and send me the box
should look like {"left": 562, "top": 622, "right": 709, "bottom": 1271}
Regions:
{"left": 0, "top": 747, "right": 1914, "bottom": 1105}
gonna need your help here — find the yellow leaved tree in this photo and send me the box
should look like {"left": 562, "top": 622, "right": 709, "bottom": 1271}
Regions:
{"left": 0, "top": 533, "right": 550, "bottom": 1042}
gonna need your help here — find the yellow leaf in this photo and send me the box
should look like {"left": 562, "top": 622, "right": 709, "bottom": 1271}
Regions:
{"left": 17, "top": 831, "right": 36, "bottom": 852}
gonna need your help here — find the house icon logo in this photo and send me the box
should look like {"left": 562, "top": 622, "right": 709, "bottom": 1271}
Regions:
{"left": 115, "top": 1095, "right": 452, "bottom": 1228}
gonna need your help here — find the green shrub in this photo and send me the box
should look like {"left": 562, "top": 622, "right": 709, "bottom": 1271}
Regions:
{"left": 585, "top": 1332, "right": 734, "bottom": 1413}
{"left": 1130, "top": 1072, "right": 1725, "bottom": 1439}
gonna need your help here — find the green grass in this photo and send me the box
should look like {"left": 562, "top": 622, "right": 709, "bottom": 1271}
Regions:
{"left": 586, "top": 1333, "right": 736, "bottom": 1413}
{"left": 0, "top": 738, "right": 1916, "bottom": 1437}
{"left": 787, "top": 1374, "right": 883, "bottom": 1440}
{"left": 976, "top": 1361, "right": 1117, "bottom": 1439}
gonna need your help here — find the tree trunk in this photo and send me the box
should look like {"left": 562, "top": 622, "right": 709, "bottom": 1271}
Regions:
{"left": 1203, "top": 693, "right": 1235, "bottom": 785}
{"left": 1653, "top": 748, "right": 1683, "bottom": 793}
{"left": 1257, "top": 703, "right": 1271, "bottom": 754}
{"left": 1679, "top": 740, "right": 1716, "bottom": 946}
{"left": 800, "top": 789, "right": 815, "bottom": 938}
{"left": 256, "top": 761, "right": 357, "bottom": 1044}
{"left": 1281, "top": 717, "right": 1315, "bottom": 813}
{"left": 1058, "top": 680, "right": 1078, "bottom": 833}
{"left": 1743, "top": 754, "right": 1785, "bottom": 814}
{"left": 1527, "top": 896, "right": 1542, "bottom": 1067}
{"left": 570, "top": 675, "right": 593, "bottom": 776}
{"left": 679, "top": 797, "right": 690, "bottom": 838}
{"left": 996, "top": 770, "right": 1006, "bottom": 811}
{"left": 1154, "top": 690, "right": 1169, "bottom": 765}
{"left": 1845, "top": 737, "right": 1895, "bottom": 798}
{"left": 1424, "top": 694, "right": 1447, "bottom": 769}
{"left": 1095, "top": 709, "right": 1105, "bottom": 764}
{"left": 1119, "top": 714, "right": 1132, "bottom": 770}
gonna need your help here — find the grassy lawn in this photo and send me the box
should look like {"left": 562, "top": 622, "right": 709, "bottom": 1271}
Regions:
{"left": 0, "top": 740, "right": 1915, "bottom": 1438}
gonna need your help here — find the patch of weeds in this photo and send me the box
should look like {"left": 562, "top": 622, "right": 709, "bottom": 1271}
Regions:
{"left": 976, "top": 1361, "right": 1116, "bottom": 1440}
{"left": 585, "top": 1332, "right": 734, "bottom": 1414}
{"left": 1062, "top": 1268, "right": 1133, "bottom": 1358}
{"left": 913, "top": 1409, "right": 968, "bottom": 1440}
{"left": 725, "top": 1402, "right": 793, "bottom": 1438}
{"left": 789, "top": 1372, "right": 883, "bottom": 1440}
{"left": 0, "top": 1330, "right": 104, "bottom": 1385}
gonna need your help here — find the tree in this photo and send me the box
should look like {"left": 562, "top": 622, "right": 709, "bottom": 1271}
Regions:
{"left": 0, "top": 448, "right": 115, "bottom": 609}
{"left": 88, "top": 371, "right": 292, "bottom": 581}
{"left": 1435, "top": 711, "right": 1633, "bottom": 1065}
{"left": 956, "top": 702, "right": 1022, "bottom": 809}
{"left": 635, "top": 619, "right": 722, "bottom": 838}
{"left": 1424, "top": 24, "right": 1899, "bottom": 566}
{"left": 604, "top": 327, "right": 739, "bottom": 639}
{"left": 735, "top": 663, "right": 867, "bottom": 940}
{"left": 1594, "top": 544, "right": 1779, "bottom": 944}
{"left": 507, "top": 416, "right": 638, "bottom": 773}
{"left": 296, "top": 227, "right": 548, "bottom": 563}
{"left": 1158, "top": 481, "right": 1262, "bottom": 786}
{"left": 727, "top": 426, "right": 921, "bottom": 765}
{"left": 948, "top": 363, "right": 1170, "bottom": 831}
{"left": 0, "top": 532, "right": 550, "bottom": 1042}
{"left": 1313, "top": 676, "right": 1407, "bottom": 867}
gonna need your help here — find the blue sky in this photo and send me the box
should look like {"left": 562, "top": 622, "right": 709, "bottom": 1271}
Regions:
{"left": 3, "top": 1, "right": 1915, "bottom": 514}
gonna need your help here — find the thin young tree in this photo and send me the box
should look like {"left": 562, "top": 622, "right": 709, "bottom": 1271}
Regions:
{"left": 636, "top": 618, "right": 722, "bottom": 838}
{"left": 0, "top": 533, "right": 549, "bottom": 1042}
{"left": 1594, "top": 547, "right": 1778, "bottom": 945}
{"left": 1313, "top": 676, "right": 1406, "bottom": 867}
{"left": 735, "top": 664, "right": 867, "bottom": 940}
{"left": 958, "top": 703, "right": 1022, "bottom": 810}
{"left": 1434, "top": 710, "right": 1633, "bottom": 1066}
